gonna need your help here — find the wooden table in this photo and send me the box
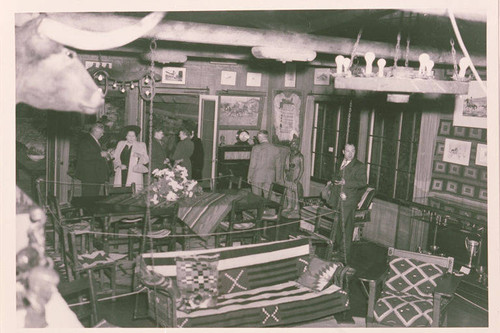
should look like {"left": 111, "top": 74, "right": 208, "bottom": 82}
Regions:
{"left": 72, "top": 190, "right": 263, "bottom": 251}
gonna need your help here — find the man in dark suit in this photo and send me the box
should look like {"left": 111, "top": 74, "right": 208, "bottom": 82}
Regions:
{"left": 150, "top": 127, "right": 167, "bottom": 172}
{"left": 75, "top": 123, "right": 110, "bottom": 196}
{"left": 248, "top": 130, "right": 280, "bottom": 197}
{"left": 328, "top": 143, "right": 367, "bottom": 264}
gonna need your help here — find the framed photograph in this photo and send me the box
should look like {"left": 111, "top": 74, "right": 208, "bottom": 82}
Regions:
{"left": 218, "top": 95, "right": 263, "bottom": 129}
{"left": 453, "top": 81, "right": 487, "bottom": 128}
{"left": 221, "top": 71, "right": 237, "bottom": 86}
{"left": 161, "top": 67, "right": 186, "bottom": 85}
{"left": 443, "top": 138, "right": 471, "bottom": 166}
{"left": 314, "top": 68, "right": 331, "bottom": 85}
{"left": 284, "top": 63, "right": 296, "bottom": 87}
{"left": 246, "top": 72, "right": 262, "bottom": 87}
{"left": 272, "top": 90, "right": 303, "bottom": 144}
{"left": 475, "top": 143, "right": 487, "bottom": 166}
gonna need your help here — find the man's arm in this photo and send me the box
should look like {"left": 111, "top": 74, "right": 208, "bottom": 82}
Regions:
{"left": 344, "top": 162, "right": 367, "bottom": 190}
{"left": 247, "top": 146, "right": 258, "bottom": 182}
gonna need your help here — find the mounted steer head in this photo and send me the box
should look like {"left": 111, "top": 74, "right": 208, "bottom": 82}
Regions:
{"left": 15, "top": 12, "right": 165, "bottom": 114}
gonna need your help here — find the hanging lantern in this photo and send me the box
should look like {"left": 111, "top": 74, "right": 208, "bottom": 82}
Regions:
{"left": 130, "top": 82, "right": 135, "bottom": 89}
{"left": 112, "top": 81, "right": 117, "bottom": 89}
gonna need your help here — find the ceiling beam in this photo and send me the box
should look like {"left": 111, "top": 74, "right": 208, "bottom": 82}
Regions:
{"left": 47, "top": 13, "right": 486, "bottom": 67}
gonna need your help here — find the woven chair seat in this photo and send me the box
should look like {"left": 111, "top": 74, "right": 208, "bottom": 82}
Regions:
{"left": 219, "top": 221, "right": 256, "bottom": 230}
{"left": 130, "top": 227, "right": 171, "bottom": 239}
{"left": 119, "top": 217, "right": 143, "bottom": 223}
{"left": 62, "top": 221, "right": 91, "bottom": 235}
{"left": 77, "top": 250, "right": 126, "bottom": 269}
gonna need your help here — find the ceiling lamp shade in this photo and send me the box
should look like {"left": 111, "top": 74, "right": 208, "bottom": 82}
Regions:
{"left": 143, "top": 50, "right": 188, "bottom": 64}
{"left": 251, "top": 46, "right": 316, "bottom": 63}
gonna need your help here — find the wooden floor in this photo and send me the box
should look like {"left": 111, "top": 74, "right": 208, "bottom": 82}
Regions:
{"left": 76, "top": 240, "right": 488, "bottom": 328}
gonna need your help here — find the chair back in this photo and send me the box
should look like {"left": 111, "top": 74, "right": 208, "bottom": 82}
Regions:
{"left": 227, "top": 175, "right": 242, "bottom": 190}
{"left": 357, "top": 187, "right": 376, "bottom": 210}
{"left": 104, "top": 183, "right": 136, "bottom": 196}
{"left": 47, "top": 194, "right": 63, "bottom": 221}
{"left": 388, "top": 247, "right": 454, "bottom": 273}
{"left": 58, "top": 274, "right": 98, "bottom": 326}
{"left": 267, "top": 182, "right": 287, "bottom": 204}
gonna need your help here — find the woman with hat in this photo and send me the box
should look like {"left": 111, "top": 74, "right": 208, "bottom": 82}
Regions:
{"left": 112, "top": 125, "right": 149, "bottom": 189}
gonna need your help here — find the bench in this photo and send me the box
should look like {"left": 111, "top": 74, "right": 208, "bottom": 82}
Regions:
{"left": 134, "top": 238, "right": 355, "bottom": 327}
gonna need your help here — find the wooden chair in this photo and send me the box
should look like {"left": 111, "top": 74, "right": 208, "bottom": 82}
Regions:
{"left": 103, "top": 183, "right": 143, "bottom": 246}
{"left": 261, "top": 182, "right": 287, "bottom": 241}
{"left": 46, "top": 194, "right": 92, "bottom": 256}
{"left": 61, "top": 227, "right": 125, "bottom": 300}
{"left": 128, "top": 203, "right": 181, "bottom": 259}
{"left": 58, "top": 274, "right": 99, "bottom": 327}
{"left": 227, "top": 174, "right": 243, "bottom": 190}
{"left": 359, "top": 247, "right": 461, "bottom": 327}
{"left": 215, "top": 197, "right": 264, "bottom": 247}
{"left": 352, "top": 187, "right": 376, "bottom": 241}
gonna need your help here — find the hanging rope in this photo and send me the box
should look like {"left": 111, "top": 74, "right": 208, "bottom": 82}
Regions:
{"left": 393, "top": 32, "right": 401, "bottom": 69}
{"left": 345, "top": 99, "right": 353, "bottom": 143}
{"left": 348, "top": 29, "right": 363, "bottom": 69}
{"left": 404, "top": 35, "right": 411, "bottom": 67}
{"left": 450, "top": 38, "right": 459, "bottom": 79}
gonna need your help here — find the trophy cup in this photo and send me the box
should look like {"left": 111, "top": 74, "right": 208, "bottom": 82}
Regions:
{"left": 464, "top": 237, "right": 480, "bottom": 268}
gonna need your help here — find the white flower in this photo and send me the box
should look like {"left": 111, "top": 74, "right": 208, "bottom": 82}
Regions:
{"left": 186, "top": 180, "right": 197, "bottom": 191}
{"left": 166, "top": 192, "right": 179, "bottom": 201}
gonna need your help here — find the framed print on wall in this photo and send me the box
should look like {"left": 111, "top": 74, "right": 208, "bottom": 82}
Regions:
{"left": 246, "top": 72, "right": 262, "bottom": 87}
{"left": 272, "top": 90, "right": 303, "bottom": 145}
{"left": 218, "top": 94, "right": 263, "bottom": 129}
{"left": 475, "top": 143, "right": 487, "bottom": 166}
{"left": 443, "top": 138, "right": 471, "bottom": 166}
{"left": 314, "top": 68, "right": 331, "bottom": 85}
{"left": 221, "top": 71, "right": 237, "bottom": 86}
{"left": 453, "top": 81, "right": 487, "bottom": 128}
{"left": 284, "top": 63, "right": 296, "bottom": 87}
{"left": 161, "top": 67, "right": 186, "bottom": 84}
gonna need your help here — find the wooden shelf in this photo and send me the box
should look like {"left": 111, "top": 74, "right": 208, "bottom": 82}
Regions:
{"left": 334, "top": 77, "right": 469, "bottom": 95}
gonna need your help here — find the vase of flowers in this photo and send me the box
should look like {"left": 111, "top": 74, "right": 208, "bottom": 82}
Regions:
{"left": 149, "top": 160, "right": 203, "bottom": 205}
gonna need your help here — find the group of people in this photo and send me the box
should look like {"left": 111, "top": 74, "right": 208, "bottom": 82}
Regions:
{"left": 248, "top": 130, "right": 367, "bottom": 264}
{"left": 75, "top": 123, "right": 203, "bottom": 197}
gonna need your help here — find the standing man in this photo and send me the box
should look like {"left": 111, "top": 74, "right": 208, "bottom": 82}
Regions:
{"left": 248, "top": 130, "right": 280, "bottom": 197}
{"left": 172, "top": 127, "right": 194, "bottom": 178}
{"left": 189, "top": 128, "right": 204, "bottom": 181}
{"left": 328, "top": 143, "right": 367, "bottom": 264}
{"left": 150, "top": 127, "right": 167, "bottom": 172}
{"left": 75, "top": 123, "right": 110, "bottom": 196}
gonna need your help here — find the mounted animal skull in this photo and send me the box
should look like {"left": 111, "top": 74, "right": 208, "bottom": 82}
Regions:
{"left": 15, "top": 12, "right": 165, "bottom": 114}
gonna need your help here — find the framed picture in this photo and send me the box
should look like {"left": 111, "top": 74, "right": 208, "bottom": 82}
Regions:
{"left": 161, "top": 67, "right": 186, "bottom": 85}
{"left": 443, "top": 138, "right": 471, "bottom": 166}
{"left": 221, "top": 71, "right": 237, "bottom": 86}
{"left": 272, "top": 90, "right": 303, "bottom": 145}
{"left": 453, "top": 81, "right": 487, "bottom": 128}
{"left": 218, "top": 94, "right": 263, "bottom": 129}
{"left": 284, "top": 63, "right": 296, "bottom": 87}
{"left": 475, "top": 143, "right": 487, "bottom": 166}
{"left": 246, "top": 72, "right": 262, "bottom": 87}
{"left": 314, "top": 68, "right": 331, "bottom": 85}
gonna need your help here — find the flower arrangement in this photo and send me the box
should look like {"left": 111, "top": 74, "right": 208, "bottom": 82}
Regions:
{"left": 150, "top": 160, "right": 203, "bottom": 205}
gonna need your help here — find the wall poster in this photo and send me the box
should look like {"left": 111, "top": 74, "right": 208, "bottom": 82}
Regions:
{"left": 272, "top": 90, "right": 302, "bottom": 145}
{"left": 218, "top": 94, "right": 263, "bottom": 129}
{"left": 453, "top": 81, "right": 487, "bottom": 129}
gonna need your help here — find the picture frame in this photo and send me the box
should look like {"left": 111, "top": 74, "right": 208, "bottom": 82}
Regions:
{"left": 314, "top": 68, "right": 331, "bottom": 85}
{"left": 475, "top": 143, "right": 487, "bottom": 166}
{"left": 453, "top": 81, "right": 487, "bottom": 128}
{"left": 221, "top": 70, "right": 237, "bottom": 86}
{"left": 272, "top": 90, "right": 303, "bottom": 145}
{"left": 442, "top": 138, "right": 471, "bottom": 166}
{"left": 246, "top": 72, "right": 262, "bottom": 87}
{"left": 284, "top": 63, "right": 296, "bottom": 87}
{"left": 161, "top": 67, "right": 186, "bottom": 85}
{"left": 218, "top": 94, "right": 263, "bottom": 129}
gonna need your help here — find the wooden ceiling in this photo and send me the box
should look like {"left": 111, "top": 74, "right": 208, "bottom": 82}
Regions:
{"left": 56, "top": 10, "right": 486, "bottom": 67}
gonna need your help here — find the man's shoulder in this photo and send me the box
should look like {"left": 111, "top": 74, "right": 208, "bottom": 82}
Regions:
{"left": 353, "top": 159, "right": 366, "bottom": 168}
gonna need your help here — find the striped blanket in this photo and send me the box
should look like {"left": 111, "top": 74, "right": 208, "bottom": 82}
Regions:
{"left": 139, "top": 238, "right": 351, "bottom": 327}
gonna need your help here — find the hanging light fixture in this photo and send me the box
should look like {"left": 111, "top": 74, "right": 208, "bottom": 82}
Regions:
{"left": 251, "top": 46, "right": 316, "bottom": 63}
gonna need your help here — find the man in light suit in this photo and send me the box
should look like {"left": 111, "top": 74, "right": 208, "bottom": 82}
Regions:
{"left": 328, "top": 143, "right": 367, "bottom": 264}
{"left": 75, "top": 123, "right": 110, "bottom": 196}
{"left": 248, "top": 130, "right": 280, "bottom": 198}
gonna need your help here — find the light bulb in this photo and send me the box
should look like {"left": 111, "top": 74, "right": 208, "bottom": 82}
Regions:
{"left": 426, "top": 60, "right": 434, "bottom": 76}
{"left": 364, "top": 52, "right": 375, "bottom": 75}
{"left": 377, "top": 58, "right": 386, "bottom": 77}
{"left": 120, "top": 86, "right": 125, "bottom": 93}
{"left": 458, "top": 57, "right": 471, "bottom": 78}
{"left": 130, "top": 83, "right": 135, "bottom": 89}
{"left": 97, "top": 74, "right": 104, "bottom": 81}
{"left": 144, "top": 78, "right": 150, "bottom": 84}
{"left": 419, "top": 53, "right": 430, "bottom": 74}
{"left": 112, "top": 82, "right": 117, "bottom": 89}
{"left": 145, "top": 90, "right": 151, "bottom": 96}
{"left": 335, "top": 55, "right": 345, "bottom": 74}
{"left": 343, "top": 57, "right": 351, "bottom": 74}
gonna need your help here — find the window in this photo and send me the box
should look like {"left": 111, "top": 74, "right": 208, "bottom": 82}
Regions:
{"left": 367, "top": 103, "right": 421, "bottom": 201}
{"left": 311, "top": 99, "right": 359, "bottom": 182}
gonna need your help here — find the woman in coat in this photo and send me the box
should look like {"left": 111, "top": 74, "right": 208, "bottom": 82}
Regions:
{"left": 113, "top": 125, "right": 149, "bottom": 190}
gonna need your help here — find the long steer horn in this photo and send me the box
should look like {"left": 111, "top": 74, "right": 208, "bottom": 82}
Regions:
{"left": 37, "top": 12, "right": 165, "bottom": 50}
